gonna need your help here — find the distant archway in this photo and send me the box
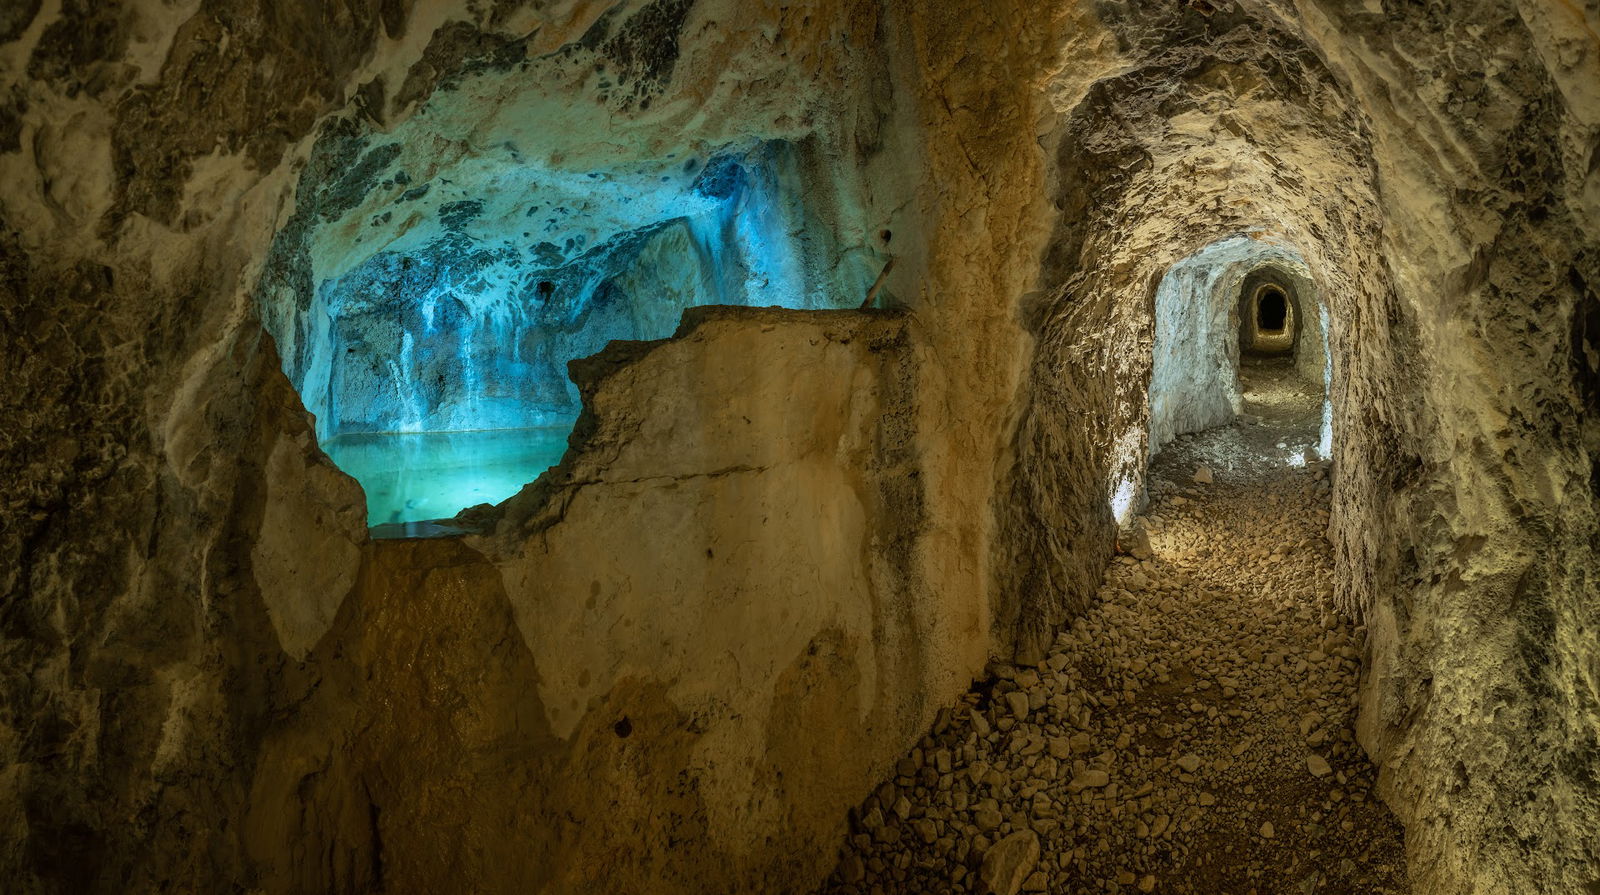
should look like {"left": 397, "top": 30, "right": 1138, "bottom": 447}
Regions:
{"left": 1242, "top": 280, "right": 1297, "bottom": 355}
{"left": 1257, "top": 286, "right": 1288, "bottom": 332}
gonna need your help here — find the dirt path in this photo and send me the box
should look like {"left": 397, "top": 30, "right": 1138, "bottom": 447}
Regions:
{"left": 818, "top": 358, "right": 1408, "bottom": 895}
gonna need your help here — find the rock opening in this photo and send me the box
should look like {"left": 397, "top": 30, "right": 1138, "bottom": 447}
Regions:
{"left": 256, "top": 118, "right": 874, "bottom": 528}
{"left": 1257, "top": 287, "right": 1287, "bottom": 333}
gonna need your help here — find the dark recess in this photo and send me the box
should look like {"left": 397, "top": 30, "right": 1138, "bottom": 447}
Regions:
{"left": 1258, "top": 288, "right": 1288, "bottom": 331}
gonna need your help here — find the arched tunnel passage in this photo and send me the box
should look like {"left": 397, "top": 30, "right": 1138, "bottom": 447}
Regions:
{"left": 1141, "top": 237, "right": 1330, "bottom": 486}
{"left": 1241, "top": 275, "right": 1301, "bottom": 357}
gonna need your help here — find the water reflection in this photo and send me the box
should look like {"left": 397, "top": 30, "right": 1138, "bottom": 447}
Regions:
{"left": 324, "top": 426, "right": 572, "bottom": 526}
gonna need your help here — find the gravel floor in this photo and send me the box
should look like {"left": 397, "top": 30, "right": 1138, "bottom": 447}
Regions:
{"left": 817, "top": 358, "right": 1409, "bottom": 895}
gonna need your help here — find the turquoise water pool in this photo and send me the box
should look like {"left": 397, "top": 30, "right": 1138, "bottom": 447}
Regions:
{"left": 324, "top": 426, "right": 572, "bottom": 526}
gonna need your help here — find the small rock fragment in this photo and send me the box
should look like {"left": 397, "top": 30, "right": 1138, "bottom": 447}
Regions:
{"left": 1069, "top": 770, "right": 1110, "bottom": 791}
{"left": 971, "top": 709, "right": 991, "bottom": 738}
{"left": 1005, "top": 691, "right": 1030, "bottom": 721}
{"left": 979, "top": 829, "right": 1040, "bottom": 895}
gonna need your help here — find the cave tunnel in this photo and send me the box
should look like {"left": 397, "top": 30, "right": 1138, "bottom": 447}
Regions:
{"left": 1241, "top": 277, "right": 1299, "bottom": 356}
{"left": 1133, "top": 237, "right": 1332, "bottom": 522}
{"left": 4, "top": 2, "right": 1599, "bottom": 895}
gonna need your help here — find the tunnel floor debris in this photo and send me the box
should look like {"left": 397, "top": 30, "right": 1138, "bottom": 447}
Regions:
{"left": 819, "top": 358, "right": 1409, "bottom": 895}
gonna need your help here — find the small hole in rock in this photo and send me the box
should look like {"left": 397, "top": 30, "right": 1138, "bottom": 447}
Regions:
{"left": 614, "top": 717, "right": 632, "bottom": 738}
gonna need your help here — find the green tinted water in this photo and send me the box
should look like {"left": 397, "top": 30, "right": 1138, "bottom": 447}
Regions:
{"left": 324, "top": 426, "right": 571, "bottom": 526}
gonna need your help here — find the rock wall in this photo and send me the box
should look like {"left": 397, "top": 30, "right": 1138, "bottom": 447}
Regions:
{"left": 1, "top": 0, "right": 1596, "bottom": 893}
{"left": 1286, "top": 1, "right": 1600, "bottom": 891}
{"left": 262, "top": 124, "right": 873, "bottom": 440}
{"left": 243, "top": 308, "right": 951, "bottom": 894}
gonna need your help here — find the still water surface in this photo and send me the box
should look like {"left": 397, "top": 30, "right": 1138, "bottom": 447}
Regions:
{"left": 324, "top": 426, "right": 571, "bottom": 526}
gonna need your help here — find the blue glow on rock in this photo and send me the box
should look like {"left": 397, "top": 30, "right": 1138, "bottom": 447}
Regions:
{"left": 263, "top": 139, "right": 865, "bottom": 528}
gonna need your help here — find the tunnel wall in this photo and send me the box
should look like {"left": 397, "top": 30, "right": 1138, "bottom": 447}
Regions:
{"left": 243, "top": 308, "right": 963, "bottom": 894}
{"left": 1148, "top": 241, "right": 1248, "bottom": 462}
{"left": 1295, "top": 3, "right": 1600, "bottom": 892}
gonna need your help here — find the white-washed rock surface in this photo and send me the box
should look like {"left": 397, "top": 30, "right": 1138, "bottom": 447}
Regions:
{"left": 819, "top": 360, "right": 1407, "bottom": 894}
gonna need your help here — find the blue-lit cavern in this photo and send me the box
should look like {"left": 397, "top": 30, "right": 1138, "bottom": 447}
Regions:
{"left": 257, "top": 128, "right": 874, "bottom": 527}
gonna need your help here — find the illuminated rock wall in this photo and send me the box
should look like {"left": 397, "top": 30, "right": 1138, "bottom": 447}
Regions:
{"left": 262, "top": 134, "right": 869, "bottom": 440}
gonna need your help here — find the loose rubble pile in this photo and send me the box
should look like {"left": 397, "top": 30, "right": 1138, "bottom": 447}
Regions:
{"left": 818, "top": 360, "right": 1407, "bottom": 895}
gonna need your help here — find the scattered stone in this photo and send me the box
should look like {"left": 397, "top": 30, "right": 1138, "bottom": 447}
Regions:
{"left": 1306, "top": 754, "right": 1333, "bottom": 778}
{"left": 1193, "top": 465, "right": 1213, "bottom": 484}
{"left": 979, "top": 830, "right": 1040, "bottom": 895}
{"left": 971, "top": 709, "right": 991, "bottom": 738}
{"left": 840, "top": 854, "right": 864, "bottom": 883}
{"left": 1069, "top": 770, "right": 1110, "bottom": 791}
{"left": 1125, "top": 526, "right": 1154, "bottom": 560}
